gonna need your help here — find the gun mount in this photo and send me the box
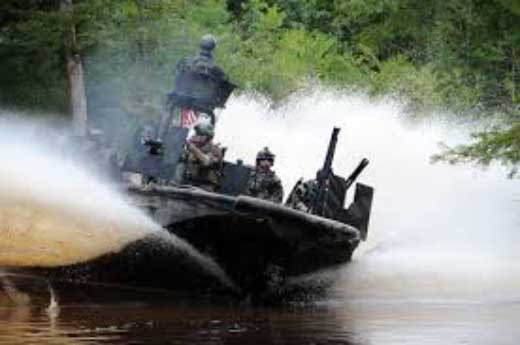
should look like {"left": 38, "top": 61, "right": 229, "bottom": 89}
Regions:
{"left": 310, "top": 127, "right": 340, "bottom": 216}
{"left": 288, "top": 127, "right": 374, "bottom": 241}
{"left": 156, "top": 35, "right": 236, "bottom": 145}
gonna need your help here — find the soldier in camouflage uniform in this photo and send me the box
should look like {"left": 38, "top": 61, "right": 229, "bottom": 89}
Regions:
{"left": 285, "top": 178, "right": 319, "bottom": 212}
{"left": 244, "top": 147, "right": 284, "bottom": 203}
{"left": 286, "top": 169, "right": 338, "bottom": 217}
{"left": 177, "top": 122, "right": 224, "bottom": 191}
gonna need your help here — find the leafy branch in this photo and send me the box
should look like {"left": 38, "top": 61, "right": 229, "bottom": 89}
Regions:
{"left": 432, "top": 122, "right": 520, "bottom": 177}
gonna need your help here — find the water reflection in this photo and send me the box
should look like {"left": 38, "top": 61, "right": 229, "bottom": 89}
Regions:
{"left": 1, "top": 289, "right": 520, "bottom": 345}
{"left": 2, "top": 92, "right": 519, "bottom": 344}
{"left": 0, "top": 301, "right": 359, "bottom": 345}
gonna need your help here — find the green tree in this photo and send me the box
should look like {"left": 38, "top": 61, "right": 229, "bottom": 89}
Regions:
{"left": 0, "top": 0, "right": 518, "bottom": 173}
{"left": 0, "top": 0, "right": 69, "bottom": 113}
{"left": 433, "top": 122, "right": 520, "bottom": 177}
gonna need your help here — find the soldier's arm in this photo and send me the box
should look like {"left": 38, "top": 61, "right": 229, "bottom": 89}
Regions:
{"left": 187, "top": 142, "right": 212, "bottom": 166}
{"left": 243, "top": 172, "right": 257, "bottom": 195}
{"left": 209, "top": 145, "right": 224, "bottom": 165}
{"left": 270, "top": 177, "right": 284, "bottom": 203}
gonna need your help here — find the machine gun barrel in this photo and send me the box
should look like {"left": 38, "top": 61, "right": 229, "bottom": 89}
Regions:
{"left": 345, "top": 158, "right": 369, "bottom": 191}
{"left": 310, "top": 127, "right": 340, "bottom": 216}
{"left": 322, "top": 127, "right": 340, "bottom": 176}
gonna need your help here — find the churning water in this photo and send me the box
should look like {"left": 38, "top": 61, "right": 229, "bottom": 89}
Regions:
{"left": 0, "top": 116, "right": 235, "bottom": 290}
{"left": 0, "top": 120, "right": 155, "bottom": 267}
{"left": 1, "top": 89, "right": 519, "bottom": 344}
{"left": 216, "top": 89, "right": 520, "bottom": 302}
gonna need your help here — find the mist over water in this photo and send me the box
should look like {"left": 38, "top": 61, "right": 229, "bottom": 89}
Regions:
{"left": 0, "top": 91, "right": 518, "bottom": 345}
{"left": 216, "top": 89, "right": 520, "bottom": 300}
{"left": 1, "top": 89, "right": 518, "bottom": 302}
{"left": 0, "top": 118, "right": 159, "bottom": 267}
{"left": 0, "top": 116, "right": 240, "bottom": 292}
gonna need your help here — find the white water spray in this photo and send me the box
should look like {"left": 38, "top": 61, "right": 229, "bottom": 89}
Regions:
{"left": 217, "top": 89, "right": 520, "bottom": 299}
{"left": 46, "top": 282, "right": 59, "bottom": 318}
{"left": 0, "top": 116, "right": 236, "bottom": 291}
{"left": 0, "top": 118, "right": 157, "bottom": 266}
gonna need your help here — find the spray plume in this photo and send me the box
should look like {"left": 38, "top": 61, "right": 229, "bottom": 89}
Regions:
{"left": 217, "top": 89, "right": 520, "bottom": 299}
{"left": 0, "top": 117, "right": 158, "bottom": 267}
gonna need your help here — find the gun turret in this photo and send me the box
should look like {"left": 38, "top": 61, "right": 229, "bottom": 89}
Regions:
{"left": 155, "top": 35, "right": 236, "bottom": 146}
{"left": 141, "top": 35, "right": 236, "bottom": 159}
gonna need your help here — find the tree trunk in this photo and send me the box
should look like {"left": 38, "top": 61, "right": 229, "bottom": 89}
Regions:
{"left": 513, "top": 47, "right": 516, "bottom": 104}
{"left": 61, "top": 0, "right": 88, "bottom": 136}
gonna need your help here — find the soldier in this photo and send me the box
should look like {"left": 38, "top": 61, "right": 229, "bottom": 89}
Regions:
{"left": 177, "top": 122, "right": 224, "bottom": 191}
{"left": 286, "top": 178, "right": 318, "bottom": 212}
{"left": 244, "top": 147, "right": 284, "bottom": 203}
{"left": 285, "top": 179, "right": 315, "bottom": 212}
{"left": 286, "top": 169, "right": 339, "bottom": 217}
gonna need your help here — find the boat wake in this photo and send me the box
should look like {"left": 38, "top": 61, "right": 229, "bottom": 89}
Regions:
{"left": 0, "top": 118, "right": 237, "bottom": 301}
{"left": 216, "top": 89, "right": 520, "bottom": 302}
{"left": 2, "top": 87, "right": 519, "bottom": 304}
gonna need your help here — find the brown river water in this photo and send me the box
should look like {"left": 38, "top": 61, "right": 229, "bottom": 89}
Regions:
{"left": 1, "top": 93, "right": 519, "bottom": 344}
{"left": 1, "top": 274, "right": 519, "bottom": 345}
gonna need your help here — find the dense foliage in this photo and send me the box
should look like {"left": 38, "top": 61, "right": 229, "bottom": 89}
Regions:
{"left": 0, "top": 0, "right": 518, "bottom": 173}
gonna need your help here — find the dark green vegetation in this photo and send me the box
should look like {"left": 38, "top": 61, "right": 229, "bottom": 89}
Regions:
{"left": 0, "top": 0, "right": 518, "bottom": 174}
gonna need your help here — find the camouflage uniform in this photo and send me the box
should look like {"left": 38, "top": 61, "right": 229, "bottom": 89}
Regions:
{"left": 182, "top": 138, "right": 223, "bottom": 190}
{"left": 178, "top": 123, "right": 223, "bottom": 191}
{"left": 244, "top": 147, "right": 284, "bottom": 203}
{"left": 244, "top": 169, "right": 284, "bottom": 203}
{"left": 286, "top": 179, "right": 318, "bottom": 212}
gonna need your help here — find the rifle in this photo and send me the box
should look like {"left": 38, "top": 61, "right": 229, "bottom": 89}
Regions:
{"left": 310, "top": 127, "right": 340, "bottom": 216}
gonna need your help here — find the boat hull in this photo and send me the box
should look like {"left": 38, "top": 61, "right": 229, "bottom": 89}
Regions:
{"left": 128, "top": 185, "right": 361, "bottom": 293}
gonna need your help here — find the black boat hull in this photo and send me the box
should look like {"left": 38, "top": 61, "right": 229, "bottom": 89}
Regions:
{"left": 127, "top": 185, "right": 361, "bottom": 293}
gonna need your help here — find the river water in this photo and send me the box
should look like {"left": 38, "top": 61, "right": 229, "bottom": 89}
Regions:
{"left": 1, "top": 91, "right": 519, "bottom": 344}
{"left": 1, "top": 296, "right": 519, "bottom": 345}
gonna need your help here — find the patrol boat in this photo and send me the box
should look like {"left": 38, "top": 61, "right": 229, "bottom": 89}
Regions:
{"left": 117, "top": 35, "right": 374, "bottom": 295}
{"left": 6, "top": 36, "right": 373, "bottom": 300}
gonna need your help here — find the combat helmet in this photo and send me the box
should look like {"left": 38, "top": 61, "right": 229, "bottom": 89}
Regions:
{"left": 256, "top": 147, "right": 275, "bottom": 164}
{"left": 194, "top": 122, "right": 215, "bottom": 138}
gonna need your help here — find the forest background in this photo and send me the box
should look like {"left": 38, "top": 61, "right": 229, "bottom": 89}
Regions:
{"left": 0, "top": 0, "right": 518, "bottom": 175}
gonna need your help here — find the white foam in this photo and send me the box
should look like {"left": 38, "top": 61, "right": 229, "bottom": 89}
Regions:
{"left": 0, "top": 118, "right": 158, "bottom": 266}
{"left": 217, "top": 89, "right": 520, "bottom": 298}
